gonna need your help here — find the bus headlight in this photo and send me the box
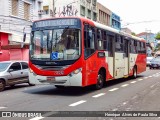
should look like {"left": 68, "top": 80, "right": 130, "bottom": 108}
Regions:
{"left": 69, "top": 68, "right": 82, "bottom": 77}
{"left": 29, "top": 68, "right": 33, "bottom": 73}
{"left": 29, "top": 68, "right": 37, "bottom": 76}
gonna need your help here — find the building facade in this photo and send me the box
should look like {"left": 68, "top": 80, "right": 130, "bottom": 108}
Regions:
{"left": 0, "top": 0, "right": 42, "bottom": 61}
{"left": 40, "top": 0, "right": 53, "bottom": 18}
{"left": 137, "top": 32, "right": 157, "bottom": 56}
{"left": 111, "top": 12, "right": 121, "bottom": 30}
{"left": 97, "top": 2, "right": 111, "bottom": 26}
{"left": 41, "top": 0, "right": 97, "bottom": 21}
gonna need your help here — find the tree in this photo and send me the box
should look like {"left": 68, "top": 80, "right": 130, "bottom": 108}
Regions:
{"left": 155, "top": 32, "right": 160, "bottom": 40}
{"left": 131, "top": 32, "right": 136, "bottom": 36}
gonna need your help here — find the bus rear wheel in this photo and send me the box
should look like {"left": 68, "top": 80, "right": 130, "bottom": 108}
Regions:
{"left": 95, "top": 71, "right": 104, "bottom": 90}
{"left": 132, "top": 67, "right": 137, "bottom": 79}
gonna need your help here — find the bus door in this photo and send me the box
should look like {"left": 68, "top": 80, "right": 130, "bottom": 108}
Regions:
{"left": 124, "top": 38, "right": 129, "bottom": 76}
{"left": 114, "top": 35, "right": 125, "bottom": 79}
{"left": 84, "top": 25, "right": 97, "bottom": 85}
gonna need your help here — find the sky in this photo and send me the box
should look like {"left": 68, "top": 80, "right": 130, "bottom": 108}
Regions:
{"left": 97, "top": 0, "right": 160, "bottom": 34}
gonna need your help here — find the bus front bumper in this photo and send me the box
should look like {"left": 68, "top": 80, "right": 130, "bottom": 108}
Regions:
{"left": 29, "top": 72, "right": 82, "bottom": 87}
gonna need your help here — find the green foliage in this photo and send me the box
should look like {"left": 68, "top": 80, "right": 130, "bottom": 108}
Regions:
{"left": 131, "top": 32, "right": 136, "bottom": 36}
{"left": 155, "top": 32, "right": 160, "bottom": 40}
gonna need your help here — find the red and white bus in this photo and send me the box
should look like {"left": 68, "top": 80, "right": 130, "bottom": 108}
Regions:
{"left": 29, "top": 17, "right": 146, "bottom": 89}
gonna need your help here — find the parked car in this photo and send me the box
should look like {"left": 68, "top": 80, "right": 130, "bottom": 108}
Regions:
{"left": 0, "top": 61, "right": 34, "bottom": 92}
{"left": 149, "top": 57, "right": 160, "bottom": 69}
{"left": 146, "top": 56, "right": 153, "bottom": 66}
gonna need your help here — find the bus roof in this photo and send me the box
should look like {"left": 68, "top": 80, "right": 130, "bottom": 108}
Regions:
{"left": 33, "top": 16, "right": 145, "bottom": 42}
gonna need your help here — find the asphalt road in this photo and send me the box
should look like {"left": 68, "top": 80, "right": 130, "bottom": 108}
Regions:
{"left": 0, "top": 68, "right": 160, "bottom": 120}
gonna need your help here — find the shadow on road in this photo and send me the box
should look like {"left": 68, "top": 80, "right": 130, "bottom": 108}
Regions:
{"left": 23, "top": 75, "right": 145, "bottom": 96}
{"left": 3, "top": 84, "right": 32, "bottom": 91}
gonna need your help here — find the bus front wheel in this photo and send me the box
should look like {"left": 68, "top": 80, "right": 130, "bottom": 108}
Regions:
{"left": 95, "top": 71, "right": 104, "bottom": 90}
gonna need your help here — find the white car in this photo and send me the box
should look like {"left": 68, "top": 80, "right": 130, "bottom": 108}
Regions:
{"left": 0, "top": 61, "right": 34, "bottom": 92}
{"left": 147, "top": 57, "right": 153, "bottom": 66}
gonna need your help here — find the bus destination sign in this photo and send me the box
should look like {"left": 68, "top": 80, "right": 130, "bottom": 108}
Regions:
{"left": 33, "top": 19, "right": 79, "bottom": 28}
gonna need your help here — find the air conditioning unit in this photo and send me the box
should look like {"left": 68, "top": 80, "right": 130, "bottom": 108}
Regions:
{"left": 38, "top": 10, "right": 43, "bottom": 15}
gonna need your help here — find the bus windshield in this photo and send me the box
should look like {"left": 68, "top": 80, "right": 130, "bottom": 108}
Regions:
{"left": 30, "top": 28, "right": 81, "bottom": 61}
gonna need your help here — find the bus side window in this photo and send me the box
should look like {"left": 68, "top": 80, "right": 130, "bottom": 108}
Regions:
{"left": 108, "top": 35, "right": 114, "bottom": 57}
{"left": 97, "top": 29, "right": 103, "bottom": 50}
{"left": 84, "top": 25, "right": 95, "bottom": 58}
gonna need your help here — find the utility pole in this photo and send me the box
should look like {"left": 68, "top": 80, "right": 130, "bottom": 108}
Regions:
{"left": 53, "top": 0, "right": 54, "bottom": 17}
{"left": 145, "top": 29, "right": 151, "bottom": 43}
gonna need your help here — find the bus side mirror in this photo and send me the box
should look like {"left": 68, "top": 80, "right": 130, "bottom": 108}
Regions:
{"left": 23, "top": 33, "right": 26, "bottom": 42}
{"left": 21, "top": 33, "right": 26, "bottom": 48}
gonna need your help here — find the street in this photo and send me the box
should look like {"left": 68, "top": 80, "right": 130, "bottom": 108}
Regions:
{"left": 0, "top": 68, "right": 160, "bottom": 120}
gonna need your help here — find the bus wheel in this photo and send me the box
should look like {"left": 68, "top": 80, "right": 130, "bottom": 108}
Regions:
{"left": 95, "top": 71, "right": 104, "bottom": 90}
{"left": 132, "top": 67, "right": 137, "bottom": 79}
{"left": 0, "top": 80, "right": 5, "bottom": 92}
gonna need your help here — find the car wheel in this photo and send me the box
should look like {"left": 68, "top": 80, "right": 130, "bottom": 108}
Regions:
{"left": 149, "top": 67, "right": 152, "bottom": 69}
{"left": 95, "top": 71, "right": 104, "bottom": 90}
{"left": 0, "top": 80, "right": 5, "bottom": 92}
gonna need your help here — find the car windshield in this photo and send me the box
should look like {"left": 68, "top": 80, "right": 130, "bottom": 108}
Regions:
{"left": 30, "top": 28, "right": 81, "bottom": 61}
{"left": 0, "top": 62, "right": 11, "bottom": 72}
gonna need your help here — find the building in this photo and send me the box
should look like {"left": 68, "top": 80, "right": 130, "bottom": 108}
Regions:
{"left": 137, "top": 32, "right": 156, "bottom": 43}
{"left": 137, "top": 32, "right": 157, "bottom": 56}
{"left": 121, "top": 27, "right": 132, "bottom": 34}
{"left": 52, "top": 0, "right": 97, "bottom": 21}
{"left": 97, "top": 2, "right": 111, "bottom": 26}
{"left": 111, "top": 12, "right": 121, "bottom": 30}
{"left": 0, "top": 0, "right": 42, "bottom": 61}
{"left": 40, "top": 0, "right": 53, "bottom": 18}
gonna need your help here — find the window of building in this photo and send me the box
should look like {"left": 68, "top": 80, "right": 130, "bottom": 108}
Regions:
{"left": 87, "top": 9, "right": 91, "bottom": 19}
{"left": 87, "top": 0, "right": 91, "bottom": 3}
{"left": 12, "top": 0, "right": 18, "bottom": 16}
{"left": 24, "top": 2, "right": 30, "bottom": 20}
{"left": 93, "top": 12, "right": 97, "bottom": 21}
{"left": 80, "top": 6, "right": 85, "bottom": 16}
{"left": 92, "top": 0, "right": 96, "bottom": 6}
{"left": 43, "top": 6, "right": 49, "bottom": 15}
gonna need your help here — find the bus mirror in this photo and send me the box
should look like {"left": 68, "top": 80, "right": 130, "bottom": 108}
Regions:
{"left": 23, "top": 33, "right": 26, "bottom": 42}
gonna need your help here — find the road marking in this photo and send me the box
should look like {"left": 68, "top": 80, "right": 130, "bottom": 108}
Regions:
{"left": 69, "top": 100, "right": 86, "bottom": 107}
{"left": 121, "top": 84, "right": 129, "bottom": 87}
{"left": 130, "top": 81, "right": 137, "bottom": 84}
{"left": 150, "top": 84, "right": 156, "bottom": 88}
{"left": 123, "top": 102, "right": 128, "bottom": 105}
{"left": 0, "top": 107, "right": 6, "bottom": 109}
{"left": 144, "top": 77, "right": 148, "bottom": 79}
{"left": 138, "top": 79, "right": 143, "bottom": 81}
{"left": 92, "top": 93, "right": 105, "bottom": 98}
{"left": 112, "top": 108, "right": 118, "bottom": 111}
{"left": 30, "top": 117, "right": 44, "bottom": 120}
{"left": 149, "top": 76, "right": 152, "bottom": 78}
{"left": 109, "top": 88, "right": 119, "bottom": 92}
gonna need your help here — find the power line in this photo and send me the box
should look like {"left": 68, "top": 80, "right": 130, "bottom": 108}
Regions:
{"left": 122, "top": 20, "right": 160, "bottom": 27}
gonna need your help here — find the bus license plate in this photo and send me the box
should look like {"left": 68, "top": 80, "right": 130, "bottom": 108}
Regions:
{"left": 47, "top": 77, "right": 55, "bottom": 81}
